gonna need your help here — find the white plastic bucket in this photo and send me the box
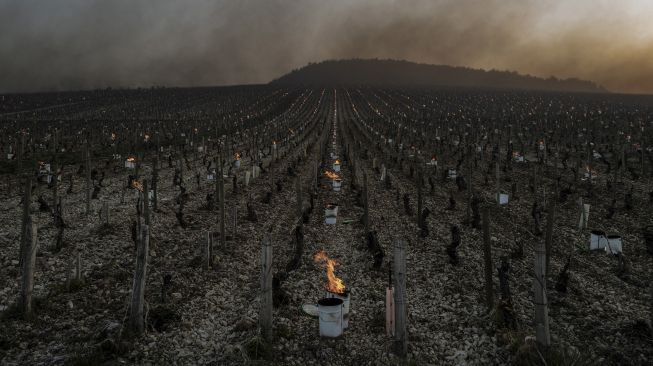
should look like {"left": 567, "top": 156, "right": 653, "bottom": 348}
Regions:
{"left": 333, "top": 163, "right": 341, "bottom": 172}
{"left": 589, "top": 230, "right": 608, "bottom": 250}
{"left": 497, "top": 193, "right": 509, "bottom": 205}
{"left": 606, "top": 235, "right": 622, "bottom": 255}
{"left": 325, "top": 291, "right": 350, "bottom": 328}
{"left": 324, "top": 204, "right": 338, "bottom": 225}
{"left": 318, "top": 297, "right": 344, "bottom": 337}
{"left": 448, "top": 169, "right": 457, "bottom": 179}
{"left": 125, "top": 160, "right": 135, "bottom": 169}
{"left": 332, "top": 179, "right": 342, "bottom": 192}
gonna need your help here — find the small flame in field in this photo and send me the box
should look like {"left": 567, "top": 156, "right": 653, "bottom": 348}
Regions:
{"left": 144, "top": 134, "right": 150, "bottom": 142}
{"left": 111, "top": 133, "right": 116, "bottom": 141}
{"left": 273, "top": 140, "right": 276, "bottom": 145}
{"left": 127, "top": 156, "right": 136, "bottom": 162}
{"left": 314, "top": 250, "right": 346, "bottom": 295}
{"left": 131, "top": 180, "right": 143, "bottom": 192}
{"left": 334, "top": 159, "right": 341, "bottom": 165}
{"left": 234, "top": 152, "right": 241, "bottom": 160}
{"left": 324, "top": 170, "right": 341, "bottom": 180}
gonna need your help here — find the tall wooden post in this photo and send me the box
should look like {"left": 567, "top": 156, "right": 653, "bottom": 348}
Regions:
{"left": 232, "top": 205, "right": 237, "bottom": 240}
{"left": 219, "top": 153, "right": 226, "bottom": 248}
{"left": 544, "top": 202, "right": 556, "bottom": 277}
{"left": 52, "top": 160, "right": 58, "bottom": 209}
{"left": 205, "top": 231, "right": 213, "bottom": 269}
{"left": 129, "top": 225, "right": 149, "bottom": 335}
{"left": 260, "top": 236, "right": 273, "bottom": 341}
{"left": 495, "top": 159, "right": 500, "bottom": 205}
{"left": 534, "top": 231, "right": 551, "bottom": 346}
{"left": 393, "top": 239, "right": 407, "bottom": 357}
{"left": 152, "top": 156, "right": 159, "bottom": 212}
{"left": 482, "top": 207, "right": 494, "bottom": 310}
{"left": 20, "top": 215, "right": 37, "bottom": 319}
{"left": 314, "top": 160, "right": 319, "bottom": 192}
{"left": 295, "top": 175, "right": 302, "bottom": 226}
{"left": 19, "top": 176, "right": 33, "bottom": 265}
{"left": 416, "top": 166, "right": 423, "bottom": 225}
{"left": 143, "top": 180, "right": 150, "bottom": 227}
{"left": 363, "top": 171, "right": 370, "bottom": 233}
{"left": 86, "top": 146, "right": 91, "bottom": 216}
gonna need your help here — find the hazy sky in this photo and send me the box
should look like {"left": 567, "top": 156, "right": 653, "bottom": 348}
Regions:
{"left": 1, "top": 0, "right": 653, "bottom": 94}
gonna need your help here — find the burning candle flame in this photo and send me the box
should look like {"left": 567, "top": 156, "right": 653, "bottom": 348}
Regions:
{"left": 131, "top": 180, "right": 143, "bottom": 192}
{"left": 324, "top": 170, "right": 341, "bottom": 180}
{"left": 314, "top": 250, "right": 346, "bottom": 295}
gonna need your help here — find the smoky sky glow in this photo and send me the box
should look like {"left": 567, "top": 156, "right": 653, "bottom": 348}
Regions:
{"left": 1, "top": 0, "right": 652, "bottom": 94}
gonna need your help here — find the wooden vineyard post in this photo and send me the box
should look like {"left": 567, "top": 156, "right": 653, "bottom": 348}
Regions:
{"left": 260, "top": 236, "right": 273, "bottom": 341}
{"left": 495, "top": 159, "right": 500, "bottom": 205}
{"left": 482, "top": 206, "right": 494, "bottom": 310}
{"left": 314, "top": 160, "right": 319, "bottom": 192}
{"left": 393, "top": 239, "right": 407, "bottom": 357}
{"left": 75, "top": 250, "right": 82, "bottom": 282}
{"left": 219, "top": 153, "right": 226, "bottom": 248}
{"left": 295, "top": 175, "right": 302, "bottom": 227}
{"left": 363, "top": 171, "right": 370, "bottom": 233}
{"left": 205, "top": 231, "right": 213, "bottom": 269}
{"left": 152, "top": 156, "right": 159, "bottom": 212}
{"left": 19, "top": 215, "right": 37, "bottom": 319}
{"left": 232, "top": 205, "right": 237, "bottom": 240}
{"left": 143, "top": 180, "right": 150, "bottom": 227}
{"left": 534, "top": 231, "right": 551, "bottom": 347}
{"left": 545, "top": 202, "right": 556, "bottom": 277}
{"left": 416, "top": 167, "right": 423, "bottom": 226}
{"left": 101, "top": 201, "right": 110, "bottom": 226}
{"left": 86, "top": 145, "right": 91, "bottom": 216}
{"left": 129, "top": 224, "right": 149, "bottom": 335}
{"left": 467, "top": 147, "right": 473, "bottom": 224}
{"left": 19, "top": 176, "right": 32, "bottom": 265}
{"left": 650, "top": 282, "right": 653, "bottom": 343}
{"left": 52, "top": 160, "right": 58, "bottom": 210}
{"left": 214, "top": 157, "right": 220, "bottom": 210}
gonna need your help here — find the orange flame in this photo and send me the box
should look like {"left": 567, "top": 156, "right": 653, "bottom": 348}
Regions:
{"left": 131, "top": 180, "right": 143, "bottom": 192}
{"left": 324, "top": 170, "right": 341, "bottom": 180}
{"left": 127, "top": 156, "right": 136, "bottom": 162}
{"left": 314, "top": 250, "right": 346, "bottom": 294}
{"left": 234, "top": 152, "right": 241, "bottom": 160}
{"left": 334, "top": 159, "right": 341, "bottom": 165}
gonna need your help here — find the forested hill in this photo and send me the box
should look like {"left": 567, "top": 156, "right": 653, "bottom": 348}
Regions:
{"left": 270, "top": 59, "right": 606, "bottom": 93}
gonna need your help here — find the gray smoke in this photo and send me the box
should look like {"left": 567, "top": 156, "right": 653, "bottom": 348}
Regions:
{"left": 1, "top": 0, "right": 651, "bottom": 94}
